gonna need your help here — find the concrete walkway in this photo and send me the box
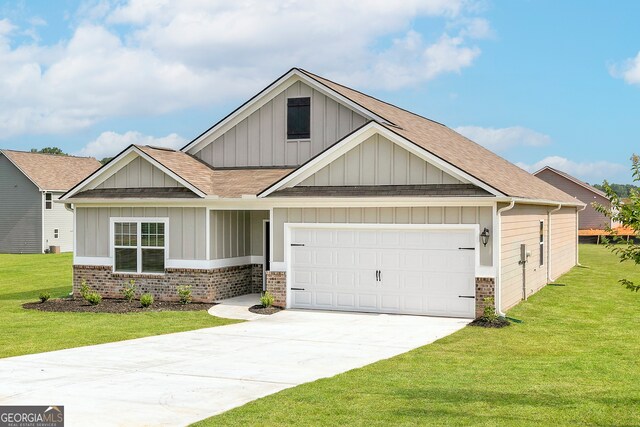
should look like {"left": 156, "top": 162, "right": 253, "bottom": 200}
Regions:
{"left": 0, "top": 310, "right": 469, "bottom": 427}
{"left": 208, "top": 293, "right": 263, "bottom": 320}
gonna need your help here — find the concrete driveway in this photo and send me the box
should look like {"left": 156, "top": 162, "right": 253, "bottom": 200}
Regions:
{"left": 0, "top": 310, "right": 468, "bottom": 426}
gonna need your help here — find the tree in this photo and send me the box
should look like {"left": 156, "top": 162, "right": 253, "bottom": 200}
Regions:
{"left": 594, "top": 154, "right": 640, "bottom": 292}
{"left": 30, "top": 147, "right": 66, "bottom": 155}
{"left": 592, "top": 182, "right": 639, "bottom": 198}
{"left": 99, "top": 157, "right": 113, "bottom": 165}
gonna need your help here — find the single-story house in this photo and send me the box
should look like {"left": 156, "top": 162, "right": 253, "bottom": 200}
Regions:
{"left": 0, "top": 150, "right": 100, "bottom": 253}
{"left": 61, "top": 68, "right": 584, "bottom": 318}
{"left": 533, "top": 166, "right": 611, "bottom": 230}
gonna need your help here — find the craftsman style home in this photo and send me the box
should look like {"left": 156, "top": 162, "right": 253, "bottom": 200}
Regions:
{"left": 0, "top": 150, "right": 100, "bottom": 253}
{"left": 61, "top": 68, "right": 584, "bottom": 318}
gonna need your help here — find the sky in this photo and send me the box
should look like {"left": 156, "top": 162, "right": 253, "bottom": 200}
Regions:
{"left": 0, "top": 0, "right": 638, "bottom": 185}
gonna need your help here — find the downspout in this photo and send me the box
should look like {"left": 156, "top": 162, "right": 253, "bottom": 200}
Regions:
{"left": 495, "top": 200, "right": 516, "bottom": 317}
{"left": 576, "top": 205, "right": 587, "bottom": 266}
{"left": 547, "top": 203, "right": 562, "bottom": 282}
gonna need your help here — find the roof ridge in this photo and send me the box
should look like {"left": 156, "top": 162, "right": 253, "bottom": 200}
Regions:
{"left": 296, "top": 68, "right": 448, "bottom": 129}
{"left": 0, "top": 148, "right": 97, "bottom": 160}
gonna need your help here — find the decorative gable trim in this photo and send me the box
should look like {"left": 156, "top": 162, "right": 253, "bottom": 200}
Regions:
{"left": 258, "top": 122, "right": 504, "bottom": 198}
{"left": 60, "top": 146, "right": 206, "bottom": 201}
{"left": 181, "top": 68, "right": 392, "bottom": 155}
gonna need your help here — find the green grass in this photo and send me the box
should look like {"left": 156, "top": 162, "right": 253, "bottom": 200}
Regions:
{"left": 195, "top": 245, "right": 640, "bottom": 426}
{"left": 0, "top": 253, "right": 240, "bottom": 358}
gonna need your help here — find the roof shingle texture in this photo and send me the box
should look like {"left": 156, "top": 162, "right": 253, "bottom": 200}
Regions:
{"left": 1, "top": 150, "right": 101, "bottom": 191}
{"left": 298, "top": 69, "right": 578, "bottom": 204}
{"left": 137, "top": 145, "right": 293, "bottom": 197}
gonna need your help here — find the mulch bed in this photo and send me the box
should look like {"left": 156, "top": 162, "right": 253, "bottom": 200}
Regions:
{"left": 469, "top": 317, "right": 511, "bottom": 328}
{"left": 248, "top": 304, "right": 282, "bottom": 315}
{"left": 23, "top": 298, "right": 214, "bottom": 313}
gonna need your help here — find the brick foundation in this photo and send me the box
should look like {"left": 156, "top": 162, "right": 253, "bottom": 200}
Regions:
{"left": 475, "top": 277, "right": 496, "bottom": 318}
{"left": 265, "top": 271, "right": 286, "bottom": 308}
{"left": 73, "top": 264, "right": 264, "bottom": 303}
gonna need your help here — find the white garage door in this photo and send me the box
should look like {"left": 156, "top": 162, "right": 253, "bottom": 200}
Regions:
{"left": 289, "top": 227, "right": 476, "bottom": 318}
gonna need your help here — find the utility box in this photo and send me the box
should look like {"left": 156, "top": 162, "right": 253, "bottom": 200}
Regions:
{"left": 49, "top": 245, "right": 61, "bottom": 254}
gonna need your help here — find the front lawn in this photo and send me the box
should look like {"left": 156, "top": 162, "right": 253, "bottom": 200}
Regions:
{"left": 0, "top": 253, "right": 239, "bottom": 358}
{"left": 195, "top": 244, "right": 640, "bottom": 426}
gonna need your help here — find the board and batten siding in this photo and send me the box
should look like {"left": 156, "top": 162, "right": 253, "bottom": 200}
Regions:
{"left": 272, "top": 206, "right": 493, "bottom": 265}
{"left": 535, "top": 169, "right": 609, "bottom": 230}
{"left": 0, "top": 154, "right": 42, "bottom": 253}
{"left": 96, "top": 157, "right": 182, "bottom": 189}
{"left": 300, "top": 134, "right": 461, "bottom": 186}
{"left": 43, "top": 192, "right": 74, "bottom": 252}
{"left": 76, "top": 207, "right": 206, "bottom": 260}
{"left": 500, "top": 204, "right": 577, "bottom": 311}
{"left": 209, "top": 210, "right": 270, "bottom": 260}
{"left": 194, "top": 81, "right": 367, "bottom": 168}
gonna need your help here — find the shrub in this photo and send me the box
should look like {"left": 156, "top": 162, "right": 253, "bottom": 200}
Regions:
{"left": 39, "top": 292, "right": 51, "bottom": 303}
{"left": 482, "top": 297, "right": 498, "bottom": 322}
{"left": 79, "top": 279, "right": 90, "bottom": 300}
{"left": 260, "top": 291, "right": 275, "bottom": 308}
{"left": 176, "top": 285, "right": 192, "bottom": 305}
{"left": 140, "top": 293, "right": 154, "bottom": 308}
{"left": 86, "top": 292, "right": 102, "bottom": 306}
{"left": 122, "top": 279, "right": 137, "bottom": 302}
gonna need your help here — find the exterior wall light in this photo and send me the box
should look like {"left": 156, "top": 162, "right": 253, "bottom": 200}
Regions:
{"left": 480, "top": 227, "right": 490, "bottom": 247}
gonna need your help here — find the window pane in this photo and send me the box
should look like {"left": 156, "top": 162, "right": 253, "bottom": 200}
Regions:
{"left": 287, "top": 97, "right": 310, "bottom": 139}
{"left": 142, "top": 249, "right": 164, "bottom": 273}
{"left": 142, "top": 222, "right": 164, "bottom": 248}
{"left": 115, "top": 222, "right": 137, "bottom": 247}
{"left": 115, "top": 248, "right": 137, "bottom": 272}
{"left": 157, "top": 223, "right": 165, "bottom": 234}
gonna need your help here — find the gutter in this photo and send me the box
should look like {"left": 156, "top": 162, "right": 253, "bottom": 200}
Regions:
{"left": 576, "top": 204, "right": 587, "bottom": 266}
{"left": 495, "top": 200, "right": 516, "bottom": 317}
{"left": 547, "top": 203, "right": 562, "bottom": 282}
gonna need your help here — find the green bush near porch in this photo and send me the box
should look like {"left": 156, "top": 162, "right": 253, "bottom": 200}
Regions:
{"left": 194, "top": 244, "right": 640, "bottom": 427}
{"left": 0, "top": 253, "right": 240, "bottom": 358}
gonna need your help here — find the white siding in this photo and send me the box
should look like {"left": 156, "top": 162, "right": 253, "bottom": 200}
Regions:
{"left": 76, "top": 207, "right": 206, "bottom": 260}
{"left": 194, "top": 81, "right": 367, "bottom": 167}
{"left": 272, "top": 206, "right": 493, "bottom": 265}
{"left": 96, "top": 157, "right": 182, "bottom": 188}
{"left": 43, "top": 192, "right": 74, "bottom": 252}
{"left": 300, "top": 134, "right": 462, "bottom": 186}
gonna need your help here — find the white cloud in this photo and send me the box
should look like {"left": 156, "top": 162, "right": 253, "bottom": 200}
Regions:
{"left": 454, "top": 126, "right": 551, "bottom": 151}
{"left": 610, "top": 51, "right": 640, "bottom": 85}
{"left": 0, "top": 1, "right": 490, "bottom": 139}
{"left": 74, "top": 131, "right": 186, "bottom": 159}
{"left": 516, "top": 156, "right": 627, "bottom": 184}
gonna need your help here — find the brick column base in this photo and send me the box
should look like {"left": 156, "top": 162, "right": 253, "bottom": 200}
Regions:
{"left": 475, "top": 277, "right": 496, "bottom": 318}
{"left": 265, "top": 271, "right": 286, "bottom": 308}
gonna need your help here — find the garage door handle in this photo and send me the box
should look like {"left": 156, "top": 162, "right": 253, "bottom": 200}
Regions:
{"left": 291, "top": 243, "right": 305, "bottom": 247}
{"left": 458, "top": 247, "right": 475, "bottom": 250}
{"left": 458, "top": 295, "right": 475, "bottom": 299}
{"left": 291, "top": 287, "right": 305, "bottom": 291}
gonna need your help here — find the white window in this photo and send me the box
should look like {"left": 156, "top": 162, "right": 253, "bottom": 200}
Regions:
{"left": 54, "top": 229, "right": 59, "bottom": 239}
{"left": 113, "top": 219, "right": 167, "bottom": 274}
{"left": 539, "top": 220, "right": 544, "bottom": 266}
{"left": 45, "top": 193, "right": 52, "bottom": 210}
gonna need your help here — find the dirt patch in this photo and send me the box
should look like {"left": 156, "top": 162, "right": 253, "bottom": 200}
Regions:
{"left": 248, "top": 304, "right": 282, "bottom": 315}
{"left": 23, "top": 298, "right": 214, "bottom": 313}
{"left": 469, "top": 317, "right": 511, "bottom": 328}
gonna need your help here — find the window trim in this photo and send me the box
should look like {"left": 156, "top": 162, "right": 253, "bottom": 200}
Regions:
{"left": 45, "top": 192, "right": 52, "bottom": 210}
{"left": 539, "top": 220, "right": 544, "bottom": 266}
{"left": 110, "top": 217, "right": 169, "bottom": 275}
{"left": 286, "top": 96, "right": 311, "bottom": 140}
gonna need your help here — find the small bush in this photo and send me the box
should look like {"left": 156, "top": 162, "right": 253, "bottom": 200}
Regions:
{"left": 260, "top": 291, "right": 275, "bottom": 308}
{"left": 140, "top": 293, "right": 154, "bottom": 308}
{"left": 482, "top": 297, "right": 498, "bottom": 322}
{"left": 176, "top": 285, "right": 192, "bottom": 305}
{"left": 39, "top": 292, "right": 51, "bottom": 303}
{"left": 79, "top": 279, "right": 90, "bottom": 300}
{"left": 85, "top": 292, "right": 102, "bottom": 305}
{"left": 122, "top": 279, "right": 137, "bottom": 302}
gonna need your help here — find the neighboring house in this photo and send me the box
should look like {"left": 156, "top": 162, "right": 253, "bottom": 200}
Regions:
{"left": 0, "top": 150, "right": 100, "bottom": 253}
{"left": 534, "top": 166, "right": 611, "bottom": 230}
{"left": 61, "top": 68, "right": 584, "bottom": 318}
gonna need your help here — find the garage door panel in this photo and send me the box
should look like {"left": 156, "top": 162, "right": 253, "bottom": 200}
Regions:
{"left": 290, "top": 227, "right": 476, "bottom": 318}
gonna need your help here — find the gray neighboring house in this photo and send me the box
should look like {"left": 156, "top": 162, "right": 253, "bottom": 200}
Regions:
{"left": 61, "top": 68, "right": 585, "bottom": 318}
{"left": 0, "top": 150, "right": 100, "bottom": 253}
{"left": 533, "top": 166, "right": 611, "bottom": 230}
